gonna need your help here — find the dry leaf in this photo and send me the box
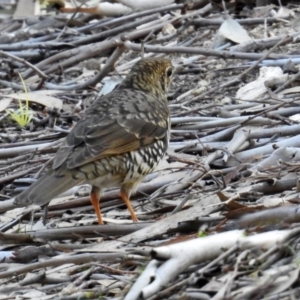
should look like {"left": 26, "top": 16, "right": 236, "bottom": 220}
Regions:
{"left": 262, "top": 196, "right": 285, "bottom": 207}
{"left": 236, "top": 66, "right": 285, "bottom": 100}
{"left": 0, "top": 251, "right": 13, "bottom": 261}
{"left": 273, "top": 7, "right": 295, "bottom": 18}
{"left": 6, "top": 91, "right": 63, "bottom": 110}
{"left": 61, "top": 2, "right": 132, "bottom": 17}
{"left": 0, "top": 98, "right": 12, "bottom": 112}
{"left": 118, "top": 0, "right": 174, "bottom": 10}
{"left": 255, "top": 147, "right": 300, "bottom": 171}
{"left": 219, "top": 18, "right": 252, "bottom": 44}
{"left": 99, "top": 77, "right": 123, "bottom": 96}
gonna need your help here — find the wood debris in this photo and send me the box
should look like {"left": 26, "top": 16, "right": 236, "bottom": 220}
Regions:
{"left": 1, "top": 0, "right": 300, "bottom": 299}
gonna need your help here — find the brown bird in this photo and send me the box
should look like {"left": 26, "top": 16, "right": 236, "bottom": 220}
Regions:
{"left": 14, "top": 58, "right": 173, "bottom": 224}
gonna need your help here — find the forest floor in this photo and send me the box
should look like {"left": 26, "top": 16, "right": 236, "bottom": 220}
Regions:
{"left": 1, "top": 0, "right": 300, "bottom": 299}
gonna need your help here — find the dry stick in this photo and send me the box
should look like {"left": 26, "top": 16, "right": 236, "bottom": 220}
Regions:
{"left": 0, "top": 3, "right": 184, "bottom": 52}
{"left": 123, "top": 41, "right": 286, "bottom": 61}
{"left": 55, "top": 2, "right": 83, "bottom": 41}
{"left": 0, "top": 50, "right": 47, "bottom": 79}
{"left": 148, "top": 278, "right": 190, "bottom": 300}
{"left": 85, "top": 45, "right": 125, "bottom": 88}
{"left": 193, "top": 17, "right": 287, "bottom": 26}
{"left": 206, "top": 36, "right": 292, "bottom": 93}
{"left": 88, "top": 3, "right": 184, "bottom": 31}
{"left": 274, "top": 69, "right": 300, "bottom": 94}
{"left": 0, "top": 206, "right": 43, "bottom": 233}
{"left": 156, "top": 20, "right": 189, "bottom": 43}
{"left": 72, "top": 265, "right": 96, "bottom": 287}
{"left": 0, "top": 153, "right": 33, "bottom": 165}
{"left": 21, "top": 39, "right": 118, "bottom": 79}
{"left": 222, "top": 250, "right": 250, "bottom": 298}
{"left": 71, "top": 14, "right": 159, "bottom": 47}
{"left": 222, "top": 35, "right": 292, "bottom": 88}
{"left": 73, "top": 4, "right": 185, "bottom": 39}
{"left": 123, "top": 37, "right": 292, "bottom": 106}
{"left": 183, "top": 35, "right": 292, "bottom": 105}
{"left": 97, "top": 263, "right": 139, "bottom": 275}
{"left": 32, "top": 17, "right": 173, "bottom": 90}
{"left": 239, "top": 97, "right": 300, "bottom": 127}
{"left": 0, "top": 79, "right": 27, "bottom": 90}
{"left": 230, "top": 33, "right": 299, "bottom": 53}
{"left": 34, "top": 156, "right": 54, "bottom": 178}
{"left": 0, "top": 129, "right": 48, "bottom": 139}
{"left": 0, "top": 253, "right": 126, "bottom": 279}
{"left": 19, "top": 270, "right": 47, "bottom": 286}
{"left": 0, "top": 165, "right": 41, "bottom": 184}
{"left": 199, "top": 97, "right": 300, "bottom": 166}
{"left": 42, "top": 23, "right": 177, "bottom": 91}
{"left": 205, "top": 97, "right": 300, "bottom": 164}
{"left": 30, "top": 223, "right": 150, "bottom": 241}
{"left": 194, "top": 244, "right": 239, "bottom": 277}
{"left": 0, "top": 157, "right": 49, "bottom": 173}
{"left": 150, "top": 259, "right": 245, "bottom": 299}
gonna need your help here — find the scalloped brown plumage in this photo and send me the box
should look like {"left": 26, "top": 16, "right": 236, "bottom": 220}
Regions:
{"left": 14, "top": 58, "right": 173, "bottom": 224}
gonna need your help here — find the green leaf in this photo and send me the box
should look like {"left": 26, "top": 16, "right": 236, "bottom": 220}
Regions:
{"left": 6, "top": 73, "right": 32, "bottom": 127}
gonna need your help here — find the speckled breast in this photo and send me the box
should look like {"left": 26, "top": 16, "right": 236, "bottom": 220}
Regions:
{"left": 81, "top": 137, "right": 168, "bottom": 190}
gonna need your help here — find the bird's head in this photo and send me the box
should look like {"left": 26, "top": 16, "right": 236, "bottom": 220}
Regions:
{"left": 120, "top": 58, "right": 173, "bottom": 97}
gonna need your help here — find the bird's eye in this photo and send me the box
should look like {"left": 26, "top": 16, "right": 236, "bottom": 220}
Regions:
{"left": 166, "top": 67, "right": 173, "bottom": 77}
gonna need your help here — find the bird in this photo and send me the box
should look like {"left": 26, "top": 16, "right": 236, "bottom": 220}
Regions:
{"left": 14, "top": 58, "right": 173, "bottom": 224}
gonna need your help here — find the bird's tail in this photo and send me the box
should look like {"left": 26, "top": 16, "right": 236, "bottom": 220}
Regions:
{"left": 14, "top": 170, "right": 83, "bottom": 207}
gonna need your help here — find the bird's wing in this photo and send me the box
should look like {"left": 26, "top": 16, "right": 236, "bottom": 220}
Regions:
{"left": 53, "top": 90, "right": 169, "bottom": 170}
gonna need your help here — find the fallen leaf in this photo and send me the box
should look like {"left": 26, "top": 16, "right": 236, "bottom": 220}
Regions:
{"left": 6, "top": 91, "right": 63, "bottom": 110}
{"left": 274, "top": 7, "right": 295, "bottom": 18}
{"left": 0, "top": 98, "right": 12, "bottom": 112}
{"left": 236, "top": 66, "right": 285, "bottom": 100}
{"left": 219, "top": 18, "right": 252, "bottom": 44}
{"left": 99, "top": 77, "right": 123, "bottom": 96}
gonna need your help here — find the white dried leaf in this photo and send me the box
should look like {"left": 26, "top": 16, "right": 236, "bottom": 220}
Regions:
{"left": 162, "top": 23, "right": 176, "bottom": 35}
{"left": 262, "top": 197, "right": 285, "bottom": 207}
{"left": 289, "top": 114, "right": 300, "bottom": 122}
{"left": 221, "top": 97, "right": 232, "bottom": 104}
{"left": 21, "top": 290, "right": 48, "bottom": 299}
{"left": 95, "top": 2, "right": 132, "bottom": 16}
{"left": 96, "top": 279, "right": 117, "bottom": 286}
{"left": 255, "top": 147, "right": 300, "bottom": 171}
{"left": 219, "top": 18, "right": 251, "bottom": 44}
{"left": 99, "top": 77, "right": 123, "bottom": 96}
{"left": 0, "top": 98, "right": 12, "bottom": 112}
{"left": 31, "top": 219, "right": 47, "bottom": 231}
{"left": 6, "top": 91, "right": 63, "bottom": 110}
{"left": 236, "top": 66, "right": 284, "bottom": 101}
{"left": 0, "top": 251, "right": 13, "bottom": 261}
{"left": 56, "top": 221, "right": 75, "bottom": 228}
{"left": 118, "top": 0, "right": 174, "bottom": 10}
{"left": 274, "top": 7, "right": 295, "bottom": 18}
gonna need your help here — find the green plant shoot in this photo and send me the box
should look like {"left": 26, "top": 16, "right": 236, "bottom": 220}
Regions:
{"left": 6, "top": 73, "right": 32, "bottom": 127}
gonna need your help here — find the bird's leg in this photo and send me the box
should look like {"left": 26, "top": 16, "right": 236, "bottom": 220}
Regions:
{"left": 120, "top": 188, "right": 138, "bottom": 222}
{"left": 90, "top": 186, "right": 103, "bottom": 225}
